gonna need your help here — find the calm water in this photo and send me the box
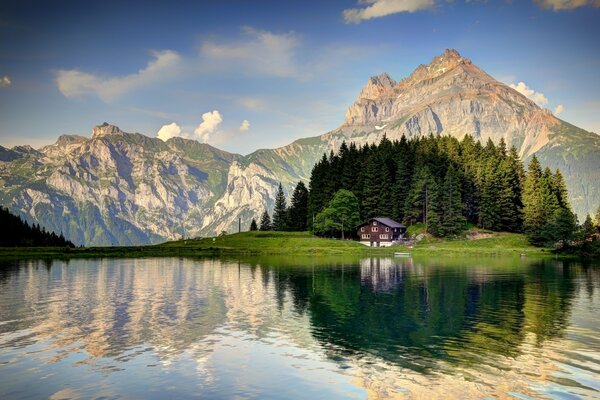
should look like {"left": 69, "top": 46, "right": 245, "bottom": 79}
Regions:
{"left": 0, "top": 256, "right": 599, "bottom": 399}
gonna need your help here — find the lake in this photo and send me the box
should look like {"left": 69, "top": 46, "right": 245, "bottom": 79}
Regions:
{"left": 0, "top": 256, "right": 599, "bottom": 399}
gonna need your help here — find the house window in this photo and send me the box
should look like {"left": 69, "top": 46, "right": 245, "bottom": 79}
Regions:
{"left": 373, "top": 221, "right": 378, "bottom": 226}
{"left": 385, "top": 227, "right": 389, "bottom": 232}
{"left": 372, "top": 227, "right": 378, "bottom": 232}
{"left": 380, "top": 234, "right": 389, "bottom": 239}
{"left": 361, "top": 227, "right": 365, "bottom": 232}
{"left": 361, "top": 234, "right": 370, "bottom": 239}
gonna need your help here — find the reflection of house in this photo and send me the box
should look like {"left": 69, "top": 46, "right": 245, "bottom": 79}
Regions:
{"left": 356, "top": 217, "right": 406, "bottom": 247}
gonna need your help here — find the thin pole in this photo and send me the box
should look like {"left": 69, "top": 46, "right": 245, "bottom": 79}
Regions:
{"left": 239, "top": 217, "right": 241, "bottom": 233}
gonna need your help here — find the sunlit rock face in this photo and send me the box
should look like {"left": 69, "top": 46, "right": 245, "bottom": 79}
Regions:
{"left": 1, "top": 50, "right": 598, "bottom": 244}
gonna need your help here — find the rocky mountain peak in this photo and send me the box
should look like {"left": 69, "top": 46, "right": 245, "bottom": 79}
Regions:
{"left": 92, "top": 122, "right": 124, "bottom": 139}
{"left": 358, "top": 72, "right": 396, "bottom": 101}
{"left": 405, "top": 48, "right": 472, "bottom": 85}
{"left": 54, "top": 134, "right": 87, "bottom": 147}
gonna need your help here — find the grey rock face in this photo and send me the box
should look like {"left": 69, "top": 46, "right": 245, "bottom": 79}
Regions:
{"left": 1, "top": 50, "right": 598, "bottom": 245}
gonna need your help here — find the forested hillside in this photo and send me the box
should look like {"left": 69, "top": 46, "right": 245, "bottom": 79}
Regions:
{"left": 305, "top": 135, "right": 580, "bottom": 245}
{"left": 0, "top": 207, "right": 74, "bottom": 247}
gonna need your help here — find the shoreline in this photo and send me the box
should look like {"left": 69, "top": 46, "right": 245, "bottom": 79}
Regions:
{"left": 0, "top": 231, "right": 579, "bottom": 261}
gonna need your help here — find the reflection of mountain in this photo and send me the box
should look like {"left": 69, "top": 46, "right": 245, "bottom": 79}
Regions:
{"left": 0, "top": 256, "right": 597, "bottom": 399}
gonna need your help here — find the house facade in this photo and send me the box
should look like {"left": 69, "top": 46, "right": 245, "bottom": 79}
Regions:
{"left": 356, "top": 217, "right": 406, "bottom": 247}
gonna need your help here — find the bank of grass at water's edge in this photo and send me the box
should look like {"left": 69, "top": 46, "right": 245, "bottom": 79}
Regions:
{"left": 0, "top": 230, "right": 564, "bottom": 260}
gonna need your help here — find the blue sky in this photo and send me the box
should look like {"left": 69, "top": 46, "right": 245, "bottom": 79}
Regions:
{"left": 1, "top": 0, "right": 599, "bottom": 154}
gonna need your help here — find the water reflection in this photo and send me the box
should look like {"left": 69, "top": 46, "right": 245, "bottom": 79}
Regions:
{"left": 0, "top": 256, "right": 599, "bottom": 399}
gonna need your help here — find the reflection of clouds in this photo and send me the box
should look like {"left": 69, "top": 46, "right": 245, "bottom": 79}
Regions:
{"left": 0, "top": 258, "right": 598, "bottom": 400}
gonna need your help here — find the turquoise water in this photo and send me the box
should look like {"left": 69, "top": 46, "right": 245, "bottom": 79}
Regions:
{"left": 0, "top": 256, "right": 599, "bottom": 399}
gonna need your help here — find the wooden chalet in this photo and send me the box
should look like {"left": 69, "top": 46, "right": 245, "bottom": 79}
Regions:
{"left": 356, "top": 217, "right": 406, "bottom": 247}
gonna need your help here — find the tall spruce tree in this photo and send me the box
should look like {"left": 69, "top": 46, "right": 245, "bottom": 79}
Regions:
{"left": 377, "top": 157, "right": 394, "bottom": 218}
{"left": 479, "top": 158, "right": 502, "bottom": 230}
{"left": 259, "top": 210, "right": 272, "bottom": 231}
{"left": 404, "top": 166, "right": 435, "bottom": 225}
{"left": 361, "top": 154, "right": 380, "bottom": 219}
{"left": 272, "top": 183, "right": 288, "bottom": 231}
{"left": 440, "top": 165, "right": 465, "bottom": 236}
{"left": 288, "top": 181, "right": 309, "bottom": 231}
{"left": 581, "top": 214, "right": 596, "bottom": 239}
{"left": 523, "top": 156, "right": 546, "bottom": 244}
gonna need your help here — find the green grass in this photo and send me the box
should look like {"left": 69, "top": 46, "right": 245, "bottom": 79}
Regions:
{"left": 159, "top": 231, "right": 391, "bottom": 256}
{"left": 0, "top": 230, "right": 559, "bottom": 260}
{"left": 408, "top": 232, "right": 545, "bottom": 255}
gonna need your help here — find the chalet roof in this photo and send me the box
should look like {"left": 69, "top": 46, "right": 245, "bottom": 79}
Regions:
{"left": 358, "top": 217, "right": 405, "bottom": 228}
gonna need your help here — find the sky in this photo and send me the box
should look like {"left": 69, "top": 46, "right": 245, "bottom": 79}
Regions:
{"left": 0, "top": 0, "right": 599, "bottom": 155}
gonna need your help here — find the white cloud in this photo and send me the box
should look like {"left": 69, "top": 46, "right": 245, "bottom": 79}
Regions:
{"left": 343, "top": 0, "right": 435, "bottom": 23}
{"left": 509, "top": 81, "right": 549, "bottom": 107}
{"left": 201, "top": 27, "right": 301, "bottom": 77}
{"left": 534, "top": 0, "right": 600, "bottom": 11}
{"left": 157, "top": 122, "right": 183, "bottom": 141}
{"left": 55, "top": 50, "right": 182, "bottom": 101}
{"left": 239, "top": 120, "right": 250, "bottom": 131}
{"left": 554, "top": 104, "right": 564, "bottom": 115}
{"left": 194, "top": 110, "right": 223, "bottom": 143}
{"left": 0, "top": 75, "right": 11, "bottom": 87}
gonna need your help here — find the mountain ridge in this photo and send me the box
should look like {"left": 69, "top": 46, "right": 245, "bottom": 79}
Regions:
{"left": 1, "top": 49, "right": 598, "bottom": 245}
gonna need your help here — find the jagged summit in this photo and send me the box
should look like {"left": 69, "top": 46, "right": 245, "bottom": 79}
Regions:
{"left": 0, "top": 49, "right": 597, "bottom": 246}
{"left": 92, "top": 122, "right": 124, "bottom": 138}
{"left": 358, "top": 72, "right": 396, "bottom": 101}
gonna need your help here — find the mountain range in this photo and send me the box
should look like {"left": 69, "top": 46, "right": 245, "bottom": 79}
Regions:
{"left": 1, "top": 49, "right": 599, "bottom": 246}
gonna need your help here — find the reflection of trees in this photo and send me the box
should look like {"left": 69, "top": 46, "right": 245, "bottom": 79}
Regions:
{"left": 272, "top": 257, "right": 579, "bottom": 373}
{"left": 0, "top": 255, "right": 587, "bottom": 375}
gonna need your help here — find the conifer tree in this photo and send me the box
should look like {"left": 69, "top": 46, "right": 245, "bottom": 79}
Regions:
{"left": 392, "top": 153, "right": 412, "bottom": 222}
{"left": 479, "top": 158, "right": 501, "bottom": 230}
{"left": 404, "top": 166, "right": 435, "bottom": 225}
{"left": 259, "top": 210, "right": 272, "bottom": 231}
{"left": 377, "top": 157, "right": 394, "bottom": 217}
{"left": 581, "top": 214, "right": 596, "bottom": 239}
{"left": 552, "top": 169, "right": 570, "bottom": 210}
{"left": 425, "top": 180, "right": 443, "bottom": 236}
{"left": 288, "top": 181, "right": 309, "bottom": 231}
{"left": 361, "top": 154, "right": 380, "bottom": 219}
{"left": 272, "top": 183, "right": 288, "bottom": 231}
{"left": 249, "top": 218, "right": 258, "bottom": 231}
{"left": 440, "top": 165, "right": 465, "bottom": 236}
{"left": 523, "top": 156, "right": 546, "bottom": 244}
{"left": 595, "top": 205, "right": 600, "bottom": 230}
{"left": 307, "top": 153, "right": 329, "bottom": 223}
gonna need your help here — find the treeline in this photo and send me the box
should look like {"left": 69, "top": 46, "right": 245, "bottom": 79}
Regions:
{"left": 253, "top": 134, "right": 600, "bottom": 248}
{"left": 0, "top": 207, "right": 75, "bottom": 247}
{"left": 308, "top": 135, "right": 538, "bottom": 237}
{"left": 250, "top": 182, "right": 309, "bottom": 232}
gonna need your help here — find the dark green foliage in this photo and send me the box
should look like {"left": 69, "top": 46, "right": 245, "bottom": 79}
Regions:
{"left": 259, "top": 210, "right": 272, "bottom": 231}
{"left": 580, "top": 214, "right": 595, "bottom": 238}
{"left": 0, "top": 207, "right": 74, "bottom": 247}
{"left": 249, "top": 218, "right": 258, "bottom": 231}
{"left": 272, "top": 183, "right": 288, "bottom": 231}
{"left": 306, "top": 134, "right": 575, "bottom": 242}
{"left": 288, "top": 181, "right": 309, "bottom": 231}
{"left": 523, "top": 156, "right": 577, "bottom": 246}
{"left": 439, "top": 166, "right": 465, "bottom": 236}
{"left": 361, "top": 154, "right": 380, "bottom": 219}
{"left": 314, "top": 190, "right": 360, "bottom": 238}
